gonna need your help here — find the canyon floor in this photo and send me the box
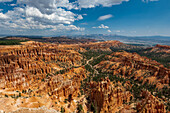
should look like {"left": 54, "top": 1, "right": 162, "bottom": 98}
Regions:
{"left": 0, "top": 37, "right": 169, "bottom": 113}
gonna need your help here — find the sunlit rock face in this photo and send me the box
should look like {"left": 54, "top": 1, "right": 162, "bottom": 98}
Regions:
{"left": 153, "top": 44, "right": 170, "bottom": 53}
{"left": 95, "top": 51, "right": 170, "bottom": 89}
{"left": 136, "top": 90, "right": 166, "bottom": 113}
{"left": 0, "top": 42, "right": 83, "bottom": 89}
{"left": 0, "top": 41, "right": 86, "bottom": 112}
{"left": 0, "top": 41, "right": 169, "bottom": 113}
{"left": 85, "top": 78, "right": 134, "bottom": 113}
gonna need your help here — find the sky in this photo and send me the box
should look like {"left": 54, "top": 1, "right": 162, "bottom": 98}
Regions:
{"left": 0, "top": 0, "right": 170, "bottom": 36}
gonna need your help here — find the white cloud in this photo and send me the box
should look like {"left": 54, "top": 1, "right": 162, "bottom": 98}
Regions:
{"left": 107, "top": 30, "right": 111, "bottom": 33}
{"left": 0, "top": 13, "right": 9, "bottom": 19}
{"left": 98, "top": 14, "right": 113, "bottom": 21}
{"left": 93, "top": 24, "right": 109, "bottom": 29}
{"left": 0, "top": 0, "right": 85, "bottom": 33}
{"left": 0, "top": 0, "right": 13, "bottom": 2}
{"left": 78, "top": 0, "right": 129, "bottom": 8}
{"left": 77, "top": 15, "right": 83, "bottom": 20}
{"left": 10, "top": 4, "right": 16, "bottom": 6}
{"left": 82, "top": 14, "right": 87, "bottom": 16}
{"left": 25, "top": 6, "right": 78, "bottom": 25}
{"left": 0, "top": 0, "right": 130, "bottom": 34}
{"left": 17, "top": 0, "right": 77, "bottom": 10}
{"left": 17, "top": 0, "right": 82, "bottom": 26}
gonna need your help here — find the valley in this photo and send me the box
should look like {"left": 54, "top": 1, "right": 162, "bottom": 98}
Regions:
{"left": 0, "top": 38, "right": 169, "bottom": 113}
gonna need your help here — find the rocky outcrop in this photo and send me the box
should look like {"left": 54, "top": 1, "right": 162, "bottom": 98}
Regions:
{"left": 147, "top": 44, "right": 170, "bottom": 54}
{"left": 0, "top": 42, "right": 86, "bottom": 112}
{"left": 87, "top": 78, "right": 133, "bottom": 113}
{"left": 0, "top": 67, "right": 87, "bottom": 113}
{"left": 0, "top": 41, "right": 169, "bottom": 113}
{"left": 136, "top": 90, "right": 166, "bottom": 113}
{"left": 155, "top": 44, "right": 170, "bottom": 50}
{"left": 0, "top": 42, "right": 83, "bottom": 89}
{"left": 95, "top": 51, "right": 170, "bottom": 88}
{"left": 11, "top": 106, "right": 60, "bottom": 113}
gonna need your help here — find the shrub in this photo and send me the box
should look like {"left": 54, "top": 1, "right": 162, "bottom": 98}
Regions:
{"left": 5, "top": 94, "right": 8, "bottom": 97}
{"left": 61, "top": 107, "right": 65, "bottom": 113}
{"left": 77, "top": 104, "right": 83, "bottom": 113}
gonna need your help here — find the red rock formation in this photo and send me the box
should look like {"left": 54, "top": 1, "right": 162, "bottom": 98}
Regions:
{"left": 95, "top": 51, "right": 170, "bottom": 89}
{"left": 0, "top": 42, "right": 83, "bottom": 90}
{"left": 0, "top": 41, "right": 169, "bottom": 113}
{"left": 148, "top": 44, "right": 170, "bottom": 53}
{"left": 0, "top": 42, "right": 87, "bottom": 112}
{"left": 155, "top": 44, "right": 170, "bottom": 49}
{"left": 136, "top": 90, "right": 166, "bottom": 113}
{"left": 87, "top": 78, "right": 133, "bottom": 113}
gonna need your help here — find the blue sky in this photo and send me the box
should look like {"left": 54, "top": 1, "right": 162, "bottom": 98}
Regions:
{"left": 0, "top": 0, "right": 170, "bottom": 36}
